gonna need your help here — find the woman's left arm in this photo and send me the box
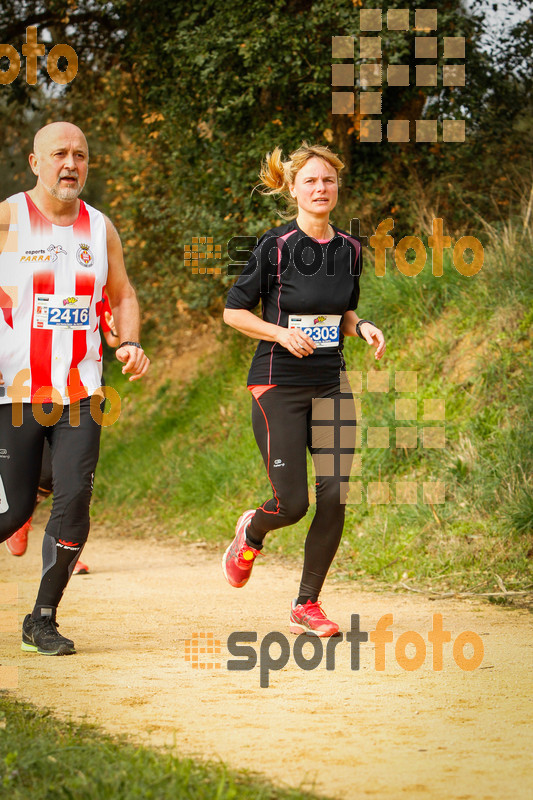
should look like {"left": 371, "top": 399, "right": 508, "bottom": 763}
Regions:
{"left": 342, "top": 311, "right": 386, "bottom": 361}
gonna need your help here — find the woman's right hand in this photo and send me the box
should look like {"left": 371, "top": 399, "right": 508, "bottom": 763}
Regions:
{"left": 276, "top": 327, "right": 316, "bottom": 358}
{"left": 223, "top": 308, "right": 316, "bottom": 357}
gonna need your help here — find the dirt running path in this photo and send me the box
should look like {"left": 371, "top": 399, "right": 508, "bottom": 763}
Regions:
{"left": 1, "top": 527, "right": 531, "bottom": 800}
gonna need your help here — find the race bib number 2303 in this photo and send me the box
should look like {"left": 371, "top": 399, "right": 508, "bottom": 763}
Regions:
{"left": 288, "top": 314, "right": 341, "bottom": 349}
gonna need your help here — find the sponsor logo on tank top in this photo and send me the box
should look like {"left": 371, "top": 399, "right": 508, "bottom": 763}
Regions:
{"left": 20, "top": 249, "right": 50, "bottom": 262}
{"left": 47, "top": 244, "right": 67, "bottom": 261}
{"left": 19, "top": 244, "right": 67, "bottom": 263}
{"left": 76, "top": 243, "right": 94, "bottom": 267}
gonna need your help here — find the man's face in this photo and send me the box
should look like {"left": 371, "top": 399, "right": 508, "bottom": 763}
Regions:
{"left": 31, "top": 126, "right": 89, "bottom": 202}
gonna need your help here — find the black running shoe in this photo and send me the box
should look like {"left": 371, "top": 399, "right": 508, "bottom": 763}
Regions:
{"left": 21, "top": 613, "right": 75, "bottom": 656}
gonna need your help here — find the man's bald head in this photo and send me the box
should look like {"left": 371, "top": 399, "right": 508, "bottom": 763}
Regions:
{"left": 33, "top": 122, "right": 88, "bottom": 159}
{"left": 29, "top": 121, "right": 89, "bottom": 203}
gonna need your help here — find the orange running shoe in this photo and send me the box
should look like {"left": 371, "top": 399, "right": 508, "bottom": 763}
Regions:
{"left": 5, "top": 518, "right": 32, "bottom": 556}
{"left": 290, "top": 599, "right": 339, "bottom": 637}
{"left": 222, "top": 509, "right": 261, "bottom": 588}
{"left": 73, "top": 560, "right": 89, "bottom": 575}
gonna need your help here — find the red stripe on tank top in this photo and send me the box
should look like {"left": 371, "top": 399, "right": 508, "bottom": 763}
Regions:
{"left": 0, "top": 286, "right": 14, "bottom": 329}
{"left": 24, "top": 193, "right": 53, "bottom": 236}
{"left": 67, "top": 272, "right": 95, "bottom": 402}
{"left": 68, "top": 204, "right": 93, "bottom": 400}
{"left": 30, "top": 271, "right": 55, "bottom": 400}
{"left": 73, "top": 199, "right": 91, "bottom": 238}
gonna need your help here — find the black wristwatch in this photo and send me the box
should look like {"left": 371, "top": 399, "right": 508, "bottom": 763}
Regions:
{"left": 355, "top": 320, "right": 375, "bottom": 339}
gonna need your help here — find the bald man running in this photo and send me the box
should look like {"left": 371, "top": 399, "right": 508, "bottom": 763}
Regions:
{"left": 0, "top": 122, "right": 149, "bottom": 655}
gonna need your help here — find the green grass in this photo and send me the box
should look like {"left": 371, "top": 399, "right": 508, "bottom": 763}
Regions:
{"left": 0, "top": 697, "right": 325, "bottom": 800}
{"left": 93, "top": 218, "right": 533, "bottom": 598}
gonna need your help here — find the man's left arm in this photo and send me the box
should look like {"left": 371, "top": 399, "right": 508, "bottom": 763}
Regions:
{"left": 104, "top": 216, "right": 150, "bottom": 381}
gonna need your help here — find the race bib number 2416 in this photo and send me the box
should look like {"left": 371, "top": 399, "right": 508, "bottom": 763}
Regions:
{"left": 33, "top": 294, "right": 91, "bottom": 330}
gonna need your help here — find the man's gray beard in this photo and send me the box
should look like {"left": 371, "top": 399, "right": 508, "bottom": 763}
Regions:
{"left": 48, "top": 181, "right": 82, "bottom": 201}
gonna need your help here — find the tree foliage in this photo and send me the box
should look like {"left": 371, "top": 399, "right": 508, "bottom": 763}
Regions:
{"left": 0, "top": 0, "right": 531, "bottom": 328}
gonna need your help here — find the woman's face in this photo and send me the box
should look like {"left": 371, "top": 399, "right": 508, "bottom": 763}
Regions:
{"left": 289, "top": 156, "right": 338, "bottom": 217}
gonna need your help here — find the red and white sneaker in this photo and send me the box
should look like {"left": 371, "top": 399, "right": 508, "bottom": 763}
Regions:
{"left": 290, "top": 599, "right": 339, "bottom": 637}
{"left": 72, "top": 560, "right": 89, "bottom": 575}
{"left": 222, "top": 509, "right": 261, "bottom": 588}
{"left": 5, "top": 518, "right": 32, "bottom": 556}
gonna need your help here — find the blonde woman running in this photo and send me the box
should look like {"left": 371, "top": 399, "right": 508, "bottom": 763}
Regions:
{"left": 222, "top": 143, "right": 385, "bottom": 636}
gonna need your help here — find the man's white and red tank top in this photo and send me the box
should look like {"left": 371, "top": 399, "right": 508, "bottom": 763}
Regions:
{"left": 0, "top": 192, "right": 108, "bottom": 404}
